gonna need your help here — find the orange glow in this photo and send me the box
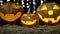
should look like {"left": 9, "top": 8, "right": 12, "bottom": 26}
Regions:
{"left": 41, "top": 5, "right": 47, "bottom": 10}
{"left": 48, "top": 10, "right": 53, "bottom": 15}
{"left": 12, "top": 4, "right": 20, "bottom": 9}
{"left": 1, "top": 3, "right": 8, "bottom": 8}
{"left": 0, "top": 12, "right": 21, "bottom": 22}
{"left": 23, "top": 14, "right": 28, "bottom": 16}
{"left": 28, "top": 17, "right": 30, "bottom": 19}
{"left": 21, "top": 20, "right": 36, "bottom": 25}
{"left": 38, "top": 13, "right": 60, "bottom": 23}
{"left": 53, "top": 5, "right": 59, "bottom": 9}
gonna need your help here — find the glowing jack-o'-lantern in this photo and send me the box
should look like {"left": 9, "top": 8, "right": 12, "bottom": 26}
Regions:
{"left": 20, "top": 13, "right": 39, "bottom": 27}
{"left": 0, "top": 2, "right": 24, "bottom": 22}
{"left": 37, "top": 2, "right": 60, "bottom": 24}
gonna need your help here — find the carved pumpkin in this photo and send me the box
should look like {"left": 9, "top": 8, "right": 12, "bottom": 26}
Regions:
{"left": 0, "top": 2, "right": 24, "bottom": 22}
{"left": 20, "top": 13, "right": 39, "bottom": 27}
{"left": 37, "top": 2, "right": 60, "bottom": 24}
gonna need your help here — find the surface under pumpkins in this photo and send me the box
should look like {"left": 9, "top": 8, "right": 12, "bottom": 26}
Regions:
{"left": 0, "top": 24, "right": 60, "bottom": 34}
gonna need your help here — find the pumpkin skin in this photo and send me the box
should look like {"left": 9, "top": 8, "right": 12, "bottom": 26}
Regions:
{"left": 37, "top": 2, "right": 60, "bottom": 24}
{"left": 0, "top": 2, "right": 24, "bottom": 22}
{"left": 20, "top": 13, "right": 39, "bottom": 27}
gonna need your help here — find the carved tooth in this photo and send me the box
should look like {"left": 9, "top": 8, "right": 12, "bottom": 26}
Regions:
{"left": 54, "top": 18, "right": 57, "bottom": 20}
{"left": 42, "top": 17, "right": 45, "bottom": 19}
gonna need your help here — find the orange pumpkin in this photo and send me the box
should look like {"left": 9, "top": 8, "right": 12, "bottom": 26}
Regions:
{"left": 20, "top": 13, "right": 39, "bottom": 27}
{"left": 0, "top": 2, "right": 24, "bottom": 22}
{"left": 37, "top": 2, "right": 60, "bottom": 24}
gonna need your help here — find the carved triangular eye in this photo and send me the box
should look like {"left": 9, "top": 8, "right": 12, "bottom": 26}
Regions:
{"left": 53, "top": 5, "right": 59, "bottom": 9}
{"left": 41, "top": 5, "right": 47, "bottom": 10}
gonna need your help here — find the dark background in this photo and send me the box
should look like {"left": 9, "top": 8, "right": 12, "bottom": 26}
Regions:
{"left": 0, "top": 0, "right": 60, "bottom": 13}
{"left": 0, "top": 0, "right": 60, "bottom": 25}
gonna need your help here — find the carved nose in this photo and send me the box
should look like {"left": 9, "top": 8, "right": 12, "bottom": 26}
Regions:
{"left": 28, "top": 17, "right": 30, "bottom": 19}
{"left": 48, "top": 10, "right": 53, "bottom": 15}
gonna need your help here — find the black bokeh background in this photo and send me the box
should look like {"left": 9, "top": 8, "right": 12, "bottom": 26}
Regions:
{"left": 0, "top": 0, "right": 60, "bottom": 13}
{"left": 0, "top": 0, "right": 60, "bottom": 25}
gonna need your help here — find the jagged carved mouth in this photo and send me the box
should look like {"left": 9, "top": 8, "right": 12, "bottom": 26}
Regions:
{"left": 38, "top": 13, "right": 60, "bottom": 23}
{"left": 21, "top": 20, "right": 36, "bottom": 25}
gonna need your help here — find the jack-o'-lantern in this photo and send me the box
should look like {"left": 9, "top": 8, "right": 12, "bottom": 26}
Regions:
{"left": 20, "top": 13, "right": 39, "bottom": 27}
{"left": 0, "top": 2, "right": 24, "bottom": 22}
{"left": 37, "top": 2, "right": 60, "bottom": 24}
